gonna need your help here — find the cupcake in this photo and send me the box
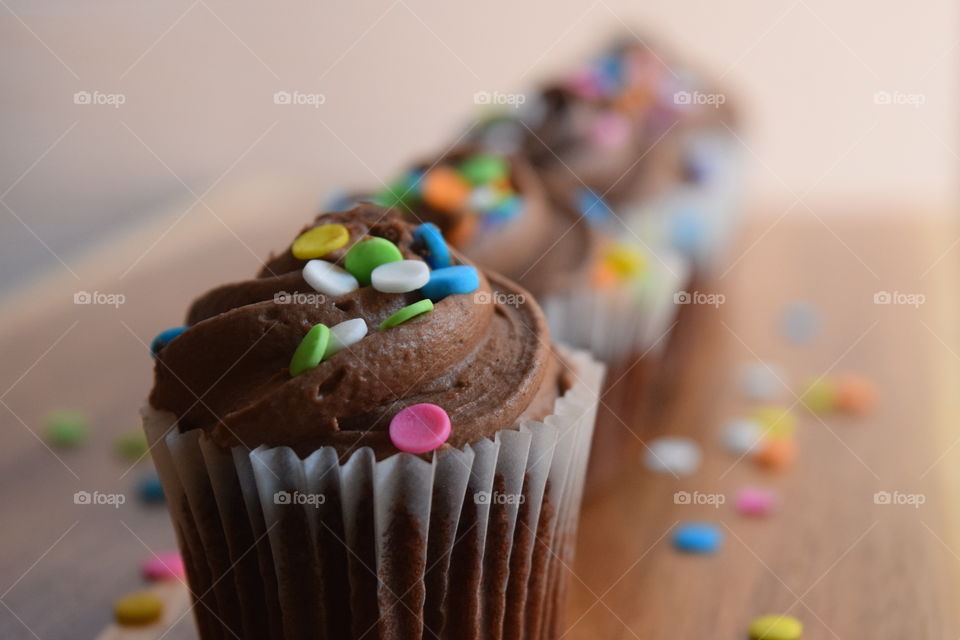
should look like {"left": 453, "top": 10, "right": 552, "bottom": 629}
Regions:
{"left": 144, "top": 204, "right": 603, "bottom": 639}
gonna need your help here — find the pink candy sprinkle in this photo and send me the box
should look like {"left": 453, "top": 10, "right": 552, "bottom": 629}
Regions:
{"left": 389, "top": 403, "right": 451, "bottom": 454}
{"left": 735, "top": 486, "right": 778, "bottom": 516}
{"left": 142, "top": 551, "right": 185, "bottom": 582}
{"left": 590, "top": 112, "right": 631, "bottom": 149}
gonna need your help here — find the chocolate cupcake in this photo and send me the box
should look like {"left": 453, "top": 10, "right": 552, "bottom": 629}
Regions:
{"left": 143, "top": 204, "right": 603, "bottom": 639}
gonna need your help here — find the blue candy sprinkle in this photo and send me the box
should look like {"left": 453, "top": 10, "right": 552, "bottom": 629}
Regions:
{"left": 138, "top": 472, "right": 165, "bottom": 504}
{"left": 420, "top": 265, "right": 479, "bottom": 302}
{"left": 672, "top": 522, "right": 723, "bottom": 554}
{"left": 488, "top": 195, "right": 524, "bottom": 223}
{"left": 150, "top": 327, "right": 187, "bottom": 359}
{"left": 575, "top": 188, "right": 613, "bottom": 225}
{"left": 670, "top": 209, "right": 707, "bottom": 254}
{"left": 413, "top": 223, "right": 451, "bottom": 270}
{"left": 781, "top": 301, "right": 821, "bottom": 345}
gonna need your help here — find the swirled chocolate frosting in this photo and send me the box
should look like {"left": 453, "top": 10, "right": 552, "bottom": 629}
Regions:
{"left": 149, "top": 204, "right": 566, "bottom": 459}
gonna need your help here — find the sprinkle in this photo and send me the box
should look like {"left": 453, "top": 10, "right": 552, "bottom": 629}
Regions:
{"left": 138, "top": 472, "right": 165, "bottom": 504}
{"left": 420, "top": 265, "right": 480, "bottom": 302}
{"left": 114, "top": 590, "right": 164, "bottom": 627}
{"left": 375, "top": 171, "right": 423, "bottom": 208}
{"left": 781, "top": 301, "right": 821, "bottom": 344}
{"left": 735, "top": 486, "right": 778, "bottom": 516}
{"left": 412, "top": 222, "right": 451, "bottom": 269}
{"left": 643, "top": 437, "right": 701, "bottom": 476}
{"left": 380, "top": 299, "right": 434, "bottom": 330}
{"left": 469, "top": 185, "right": 500, "bottom": 212}
{"left": 738, "top": 362, "right": 785, "bottom": 402}
{"left": 749, "top": 614, "right": 803, "bottom": 640}
{"left": 446, "top": 214, "right": 478, "bottom": 247}
{"left": 114, "top": 429, "right": 149, "bottom": 461}
{"left": 302, "top": 259, "right": 359, "bottom": 296}
{"left": 603, "top": 244, "right": 646, "bottom": 279}
{"left": 344, "top": 237, "right": 404, "bottom": 286}
{"left": 754, "top": 438, "right": 795, "bottom": 470}
{"left": 324, "top": 318, "right": 368, "bottom": 358}
{"left": 800, "top": 378, "right": 837, "bottom": 414}
{"left": 291, "top": 223, "right": 350, "bottom": 260}
{"left": 590, "top": 111, "right": 631, "bottom": 148}
{"left": 289, "top": 324, "right": 331, "bottom": 376}
{"left": 389, "top": 403, "right": 451, "bottom": 453}
{"left": 458, "top": 153, "right": 509, "bottom": 185}
{"left": 150, "top": 327, "right": 187, "bottom": 358}
{"left": 670, "top": 209, "right": 707, "bottom": 254}
{"left": 672, "top": 522, "right": 723, "bottom": 554}
{"left": 142, "top": 551, "right": 185, "bottom": 582}
{"left": 44, "top": 410, "right": 89, "bottom": 448}
{"left": 575, "top": 188, "right": 613, "bottom": 223}
{"left": 422, "top": 166, "right": 471, "bottom": 212}
{"left": 372, "top": 260, "right": 430, "bottom": 293}
{"left": 835, "top": 373, "right": 876, "bottom": 415}
{"left": 751, "top": 406, "right": 796, "bottom": 438}
{"left": 720, "top": 418, "right": 764, "bottom": 455}
{"left": 488, "top": 195, "right": 524, "bottom": 223}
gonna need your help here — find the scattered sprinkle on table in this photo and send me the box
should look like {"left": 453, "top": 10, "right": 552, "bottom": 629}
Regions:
{"left": 344, "top": 237, "right": 404, "bottom": 286}
{"left": 835, "top": 373, "right": 876, "bottom": 415}
{"left": 114, "top": 590, "right": 164, "bottom": 626}
{"left": 44, "top": 410, "right": 89, "bottom": 448}
{"left": 643, "top": 437, "right": 701, "bottom": 476}
{"left": 291, "top": 223, "right": 350, "bottom": 260}
{"left": 380, "top": 299, "right": 434, "bottom": 330}
{"left": 142, "top": 551, "right": 185, "bottom": 582}
{"left": 289, "top": 324, "right": 331, "bottom": 376}
{"left": 749, "top": 614, "right": 803, "bottom": 640}
{"left": 413, "top": 222, "right": 451, "bottom": 269}
{"left": 302, "top": 259, "right": 359, "bottom": 296}
{"left": 751, "top": 406, "right": 796, "bottom": 438}
{"left": 603, "top": 244, "right": 646, "bottom": 279}
{"left": 114, "top": 429, "right": 149, "bottom": 461}
{"left": 720, "top": 418, "right": 764, "bottom": 455}
{"left": 325, "top": 318, "right": 367, "bottom": 358}
{"left": 754, "top": 438, "right": 795, "bottom": 470}
{"left": 735, "top": 486, "right": 778, "bottom": 516}
{"left": 781, "top": 300, "right": 821, "bottom": 345}
{"left": 672, "top": 522, "right": 723, "bottom": 554}
{"left": 389, "top": 403, "right": 451, "bottom": 454}
{"left": 738, "top": 362, "right": 785, "bottom": 402}
{"left": 800, "top": 378, "right": 837, "bottom": 414}
{"left": 151, "top": 327, "right": 186, "bottom": 358}
{"left": 420, "top": 265, "right": 480, "bottom": 302}
{"left": 372, "top": 259, "right": 431, "bottom": 293}
{"left": 138, "top": 471, "right": 165, "bottom": 504}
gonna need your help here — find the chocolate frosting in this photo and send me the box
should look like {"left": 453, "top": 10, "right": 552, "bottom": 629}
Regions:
{"left": 149, "top": 205, "right": 565, "bottom": 459}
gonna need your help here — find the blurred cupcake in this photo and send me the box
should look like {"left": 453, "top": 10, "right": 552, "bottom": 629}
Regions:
{"left": 144, "top": 204, "right": 602, "bottom": 639}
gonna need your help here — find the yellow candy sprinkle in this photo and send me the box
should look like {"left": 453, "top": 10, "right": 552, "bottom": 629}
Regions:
{"left": 751, "top": 406, "right": 797, "bottom": 439}
{"left": 603, "top": 244, "right": 647, "bottom": 280}
{"left": 114, "top": 590, "right": 164, "bottom": 626}
{"left": 749, "top": 614, "right": 803, "bottom": 639}
{"left": 292, "top": 224, "right": 350, "bottom": 260}
{"left": 800, "top": 378, "right": 838, "bottom": 414}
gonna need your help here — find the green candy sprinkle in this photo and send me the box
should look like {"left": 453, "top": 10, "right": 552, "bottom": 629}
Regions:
{"left": 459, "top": 154, "right": 509, "bottom": 185}
{"left": 45, "top": 410, "right": 89, "bottom": 448}
{"left": 344, "top": 237, "right": 404, "bottom": 286}
{"left": 380, "top": 299, "right": 434, "bottom": 330}
{"left": 289, "top": 324, "right": 331, "bottom": 377}
{"left": 114, "top": 429, "right": 149, "bottom": 461}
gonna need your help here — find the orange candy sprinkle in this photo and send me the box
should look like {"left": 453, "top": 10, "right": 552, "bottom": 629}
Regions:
{"left": 835, "top": 374, "right": 876, "bottom": 416}
{"left": 446, "top": 214, "right": 477, "bottom": 248}
{"left": 422, "top": 167, "right": 471, "bottom": 213}
{"left": 754, "top": 438, "right": 795, "bottom": 470}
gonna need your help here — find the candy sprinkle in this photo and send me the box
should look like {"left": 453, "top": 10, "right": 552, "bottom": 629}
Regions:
{"left": 422, "top": 167, "right": 471, "bottom": 212}
{"left": 114, "top": 429, "right": 149, "bottom": 461}
{"left": 800, "top": 378, "right": 837, "bottom": 414}
{"left": 114, "top": 590, "right": 164, "bottom": 627}
{"left": 138, "top": 471, "right": 165, "bottom": 504}
{"left": 302, "top": 259, "right": 359, "bottom": 297}
{"left": 738, "top": 362, "right": 785, "bottom": 402}
{"left": 413, "top": 222, "right": 451, "bottom": 269}
{"left": 151, "top": 327, "right": 187, "bottom": 358}
{"left": 835, "top": 373, "right": 876, "bottom": 416}
{"left": 289, "top": 324, "right": 331, "bottom": 376}
{"left": 389, "top": 403, "right": 451, "bottom": 454}
{"left": 751, "top": 406, "right": 797, "bottom": 439}
{"left": 781, "top": 300, "right": 821, "bottom": 345}
{"left": 372, "top": 260, "right": 430, "bottom": 294}
{"left": 749, "top": 614, "right": 803, "bottom": 640}
{"left": 344, "top": 237, "right": 404, "bottom": 286}
{"left": 420, "top": 265, "right": 480, "bottom": 302}
{"left": 380, "top": 299, "right": 434, "bottom": 330}
{"left": 45, "top": 410, "right": 89, "bottom": 448}
{"left": 142, "top": 551, "right": 185, "bottom": 582}
{"left": 291, "top": 223, "right": 350, "bottom": 260}
{"left": 754, "top": 438, "right": 795, "bottom": 470}
{"left": 720, "top": 418, "right": 764, "bottom": 456}
{"left": 672, "top": 522, "right": 723, "bottom": 554}
{"left": 324, "top": 318, "right": 368, "bottom": 358}
{"left": 459, "top": 153, "right": 509, "bottom": 185}
{"left": 643, "top": 437, "right": 701, "bottom": 476}
{"left": 735, "top": 486, "right": 778, "bottom": 517}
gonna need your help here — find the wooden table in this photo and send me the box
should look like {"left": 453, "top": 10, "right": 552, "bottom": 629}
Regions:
{"left": 1, "top": 186, "right": 958, "bottom": 638}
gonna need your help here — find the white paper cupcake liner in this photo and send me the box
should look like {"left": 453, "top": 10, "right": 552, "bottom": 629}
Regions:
{"left": 143, "top": 348, "right": 603, "bottom": 640}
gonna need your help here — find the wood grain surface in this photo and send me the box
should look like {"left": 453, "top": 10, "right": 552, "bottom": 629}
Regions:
{"left": 1, "top": 189, "right": 958, "bottom": 638}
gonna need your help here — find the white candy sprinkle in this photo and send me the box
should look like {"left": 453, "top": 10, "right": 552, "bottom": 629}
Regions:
{"left": 738, "top": 362, "right": 785, "bottom": 402}
{"left": 325, "top": 318, "right": 368, "bottom": 357}
{"left": 720, "top": 418, "right": 764, "bottom": 455}
{"left": 371, "top": 260, "right": 430, "bottom": 293}
{"left": 643, "top": 437, "right": 701, "bottom": 476}
{"left": 303, "top": 260, "right": 359, "bottom": 296}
